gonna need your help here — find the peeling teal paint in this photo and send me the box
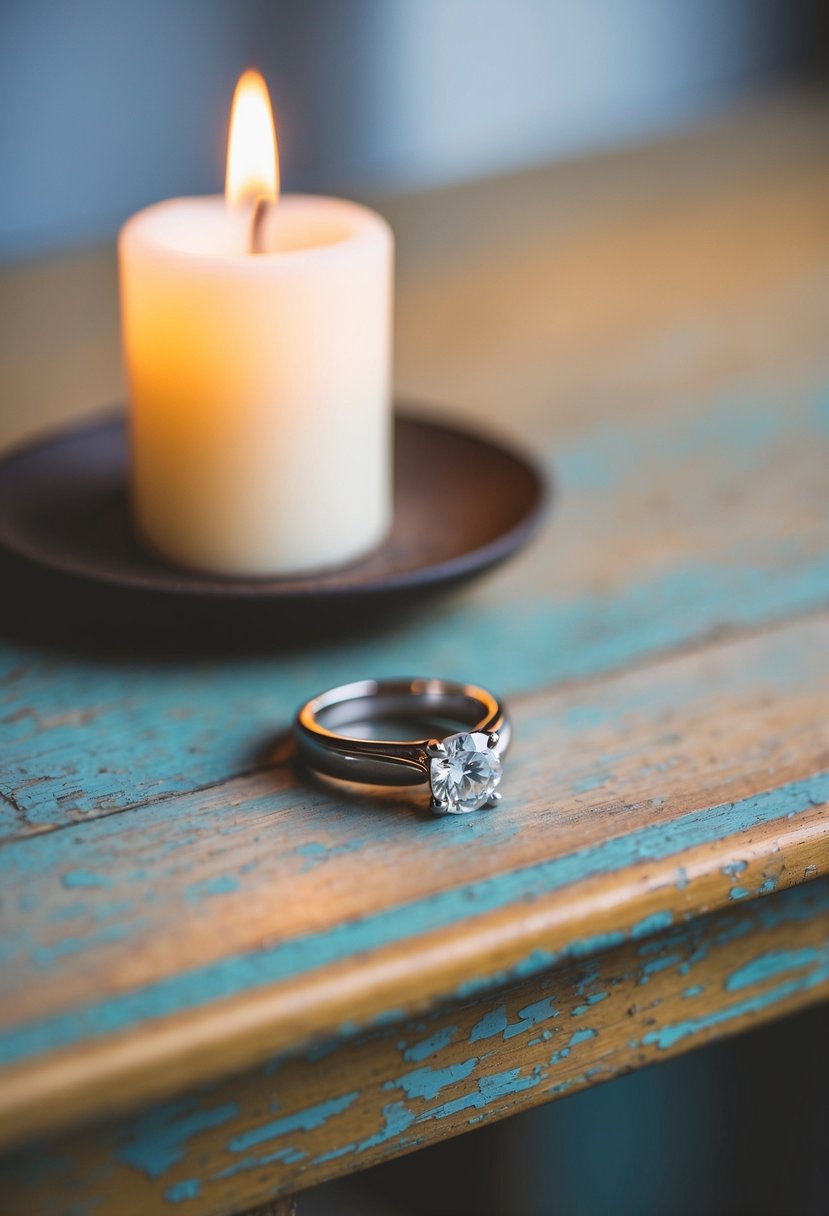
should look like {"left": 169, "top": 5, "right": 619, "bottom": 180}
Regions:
{"left": 388, "top": 1058, "right": 478, "bottom": 1101}
{"left": 722, "top": 861, "right": 748, "bottom": 879}
{"left": 295, "top": 843, "right": 327, "bottom": 858}
{"left": 562, "top": 703, "right": 612, "bottom": 731}
{"left": 315, "top": 1101, "right": 415, "bottom": 1165}
{"left": 725, "top": 947, "right": 820, "bottom": 992}
{"left": 116, "top": 1100, "right": 240, "bottom": 1179}
{"left": 305, "top": 1039, "right": 342, "bottom": 1064}
{"left": 569, "top": 930, "right": 626, "bottom": 959}
{"left": 551, "top": 1026, "right": 600, "bottom": 1063}
{"left": 31, "top": 922, "right": 132, "bottom": 968}
{"left": 3, "top": 386, "right": 829, "bottom": 857}
{"left": 470, "top": 1006, "right": 508, "bottom": 1043}
{"left": 184, "top": 874, "right": 241, "bottom": 902}
{"left": 165, "top": 1178, "right": 201, "bottom": 1203}
{"left": 419, "top": 1065, "right": 543, "bottom": 1122}
{"left": 228, "top": 1092, "right": 358, "bottom": 1152}
{"left": 631, "top": 911, "right": 673, "bottom": 939}
{"left": 61, "top": 870, "right": 112, "bottom": 890}
{"left": 323, "top": 1065, "right": 549, "bottom": 1157}
{"left": 676, "top": 914, "right": 754, "bottom": 975}
{"left": 572, "top": 992, "right": 607, "bottom": 1015}
{"left": 276, "top": 1147, "right": 307, "bottom": 1165}
{"left": 470, "top": 997, "right": 558, "bottom": 1044}
{"left": 639, "top": 952, "right": 680, "bottom": 982}
{"left": 455, "top": 949, "right": 559, "bottom": 998}
{"left": 211, "top": 1143, "right": 308, "bottom": 1181}
{"left": 574, "top": 962, "right": 602, "bottom": 996}
{"left": 2, "top": 775, "right": 828, "bottom": 1066}
{"left": 371, "top": 1007, "right": 407, "bottom": 1029}
{"left": 6, "top": 884, "right": 829, "bottom": 1200}
{"left": 642, "top": 949, "right": 829, "bottom": 1051}
{"left": 506, "top": 997, "right": 560, "bottom": 1039}
{"left": 403, "top": 1025, "right": 457, "bottom": 1062}
{"left": 557, "top": 391, "right": 798, "bottom": 493}
{"left": 682, "top": 985, "right": 704, "bottom": 998}
{"left": 729, "top": 887, "right": 750, "bottom": 901}
{"left": 527, "top": 1029, "right": 554, "bottom": 1045}
{"left": 46, "top": 900, "right": 133, "bottom": 927}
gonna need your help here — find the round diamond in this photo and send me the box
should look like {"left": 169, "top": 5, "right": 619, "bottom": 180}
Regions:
{"left": 429, "top": 731, "right": 502, "bottom": 813}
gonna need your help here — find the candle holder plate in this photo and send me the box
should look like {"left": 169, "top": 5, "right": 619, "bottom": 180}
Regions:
{"left": 0, "top": 406, "right": 548, "bottom": 648}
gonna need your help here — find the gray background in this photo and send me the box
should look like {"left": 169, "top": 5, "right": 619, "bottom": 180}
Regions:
{"left": 0, "top": 0, "right": 818, "bottom": 260}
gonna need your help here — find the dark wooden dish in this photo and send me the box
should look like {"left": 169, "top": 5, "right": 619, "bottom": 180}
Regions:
{"left": 0, "top": 406, "right": 548, "bottom": 648}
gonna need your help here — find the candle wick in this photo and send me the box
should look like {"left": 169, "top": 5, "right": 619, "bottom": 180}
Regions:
{"left": 249, "top": 197, "right": 269, "bottom": 255}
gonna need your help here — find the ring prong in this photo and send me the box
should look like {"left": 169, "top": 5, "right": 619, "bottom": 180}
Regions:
{"left": 488, "top": 732, "right": 500, "bottom": 749}
{"left": 430, "top": 797, "right": 450, "bottom": 815}
{"left": 426, "top": 739, "right": 447, "bottom": 758}
{"left": 485, "top": 791, "right": 502, "bottom": 807}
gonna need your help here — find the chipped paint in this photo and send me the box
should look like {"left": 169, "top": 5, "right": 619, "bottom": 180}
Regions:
{"left": 725, "top": 947, "right": 821, "bottom": 992}
{"left": 227, "top": 1093, "right": 359, "bottom": 1153}
{"left": 470, "top": 996, "right": 559, "bottom": 1044}
{"left": 403, "top": 1025, "right": 457, "bottom": 1062}
{"left": 314, "top": 1101, "right": 415, "bottom": 1165}
{"left": 6, "top": 878, "right": 829, "bottom": 1212}
{"left": 572, "top": 992, "right": 607, "bottom": 1015}
{"left": 639, "top": 953, "right": 681, "bottom": 982}
{"left": 631, "top": 911, "right": 674, "bottom": 939}
{"left": 2, "top": 770, "right": 828, "bottom": 1068}
{"left": 387, "top": 1058, "right": 478, "bottom": 1101}
{"left": 184, "top": 875, "right": 241, "bottom": 903}
{"left": 165, "top": 1178, "right": 200, "bottom": 1203}
{"left": 416, "top": 1065, "right": 544, "bottom": 1122}
{"left": 643, "top": 951, "right": 829, "bottom": 1051}
{"left": 116, "top": 1101, "right": 240, "bottom": 1179}
{"left": 61, "top": 870, "right": 113, "bottom": 890}
{"left": 5, "top": 383, "right": 829, "bottom": 836}
{"left": 30, "top": 922, "right": 133, "bottom": 968}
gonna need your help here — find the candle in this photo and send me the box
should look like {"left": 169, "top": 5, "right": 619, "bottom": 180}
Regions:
{"left": 119, "top": 70, "right": 393, "bottom": 577}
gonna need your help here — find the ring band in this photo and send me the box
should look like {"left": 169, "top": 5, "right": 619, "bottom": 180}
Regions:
{"left": 294, "top": 678, "right": 510, "bottom": 814}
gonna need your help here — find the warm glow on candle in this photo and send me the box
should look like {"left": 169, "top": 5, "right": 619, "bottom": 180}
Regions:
{"left": 225, "top": 69, "right": 279, "bottom": 207}
{"left": 121, "top": 68, "right": 392, "bottom": 576}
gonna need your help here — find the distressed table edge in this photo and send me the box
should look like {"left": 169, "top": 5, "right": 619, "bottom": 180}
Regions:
{"left": 0, "top": 790, "right": 826, "bottom": 1150}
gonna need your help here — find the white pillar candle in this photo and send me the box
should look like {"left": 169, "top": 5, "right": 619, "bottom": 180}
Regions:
{"left": 118, "top": 72, "right": 393, "bottom": 577}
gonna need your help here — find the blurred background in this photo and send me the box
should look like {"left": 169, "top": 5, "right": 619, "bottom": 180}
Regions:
{"left": 2, "top": 0, "right": 827, "bottom": 451}
{"left": 2, "top": 3, "right": 829, "bottom": 1215}
{"left": 1, "top": 0, "right": 826, "bottom": 260}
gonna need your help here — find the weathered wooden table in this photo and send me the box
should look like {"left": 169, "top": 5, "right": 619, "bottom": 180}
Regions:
{"left": 2, "top": 96, "right": 829, "bottom": 1216}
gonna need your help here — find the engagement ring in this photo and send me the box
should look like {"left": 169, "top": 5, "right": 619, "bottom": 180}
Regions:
{"left": 294, "top": 677, "right": 510, "bottom": 815}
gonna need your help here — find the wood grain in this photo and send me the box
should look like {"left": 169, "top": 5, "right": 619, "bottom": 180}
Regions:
{"left": 1, "top": 96, "right": 829, "bottom": 1209}
{"left": 1, "top": 612, "right": 828, "bottom": 1147}
{"left": 4, "top": 878, "right": 829, "bottom": 1216}
{"left": 2, "top": 368, "right": 829, "bottom": 840}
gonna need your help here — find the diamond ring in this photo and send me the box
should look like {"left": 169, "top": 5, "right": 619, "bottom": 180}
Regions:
{"left": 294, "top": 678, "right": 510, "bottom": 815}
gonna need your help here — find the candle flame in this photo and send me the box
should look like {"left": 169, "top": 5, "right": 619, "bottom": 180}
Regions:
{"left": 225, "top": 69, "right": 279, "bottom": 207}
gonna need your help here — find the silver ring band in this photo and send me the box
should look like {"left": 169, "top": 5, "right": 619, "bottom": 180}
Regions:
{"left": 294, "top": 677, "right": 510, "bottom": 814}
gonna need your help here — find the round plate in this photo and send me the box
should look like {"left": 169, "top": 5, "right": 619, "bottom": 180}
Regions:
{"left": 0, "top": 406, "right": 548, "bottom": 646}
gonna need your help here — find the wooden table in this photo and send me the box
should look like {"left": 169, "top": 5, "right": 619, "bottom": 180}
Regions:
{"left": 1, "top": 94, "right": 829, "bottom": 1216}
